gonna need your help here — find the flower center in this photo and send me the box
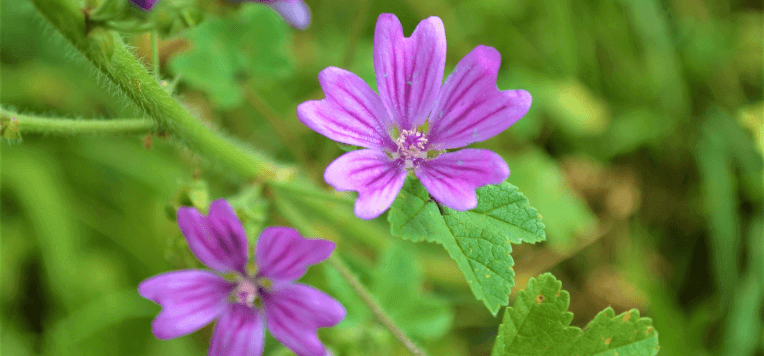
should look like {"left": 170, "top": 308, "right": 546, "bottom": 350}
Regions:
{"left": 231, "top": 277, "right": 270, "bottom": 308}
{"left": 393, "top": 129, "right": 428, "bottom": 169}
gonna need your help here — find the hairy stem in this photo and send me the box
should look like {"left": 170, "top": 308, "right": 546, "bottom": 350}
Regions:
{"left": 1, "top": 109, "right": 155, "bottom": 136}
{"left": 269, "top": 188, "right": 428, "bottom": 356}
{"left": 29, "top": 0, "right": 295, "bottom": 182}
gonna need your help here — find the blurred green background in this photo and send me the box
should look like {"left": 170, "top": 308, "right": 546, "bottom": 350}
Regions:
{"left": 1, "top": 0, "right": 762, "bottom": 355}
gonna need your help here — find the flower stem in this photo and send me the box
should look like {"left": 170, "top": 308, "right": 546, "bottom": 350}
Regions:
{"left": 268, "top": 188, "right": 427, "bottom": 356}
{"left": 28, "top": 0, "right": 296, "bottom": 182}
{"left": 326, "top": 256, "right": 428, "bottom": 356}
{"left": 1, "top": 109, "right": 156, "bottom": 136}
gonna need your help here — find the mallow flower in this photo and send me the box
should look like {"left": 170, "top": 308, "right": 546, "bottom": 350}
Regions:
{"left": 130, "top": 0, "right": 311, "bottom": 30}
{"left": 226, "top": 0, "right": 312, "bottom": 30}
{"left": 298, "top": 14, "right": 532, "bottom": 220}
{"left": 139, "top": 199, "right": 345, "bottom": 356}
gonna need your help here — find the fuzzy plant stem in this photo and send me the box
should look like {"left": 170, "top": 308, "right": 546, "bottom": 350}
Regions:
{"left": 28, "top": 0, "right": 295, "bottom": 182}
{"left": 1, "top": 109, "right": 156, "bottom": 136}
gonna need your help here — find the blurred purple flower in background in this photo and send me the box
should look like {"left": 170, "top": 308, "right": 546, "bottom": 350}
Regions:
{"left": 298, "top": 13, "right": 532, "bottom": 220}
{"left": 130, "top": 0, "right": 311, "bottom": 29}
{"left": 228, "top": 0, "right": 312, "bottom": 29}
{"left": 139, "top": 199, "right": 345, "bottom": 356}
{"left": 129, "top": 0, "right": 158, "bottom": 11}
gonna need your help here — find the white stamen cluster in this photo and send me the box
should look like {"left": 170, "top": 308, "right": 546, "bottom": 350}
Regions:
{"left": 393, "top": 129, "right": 429, "bottom": 169}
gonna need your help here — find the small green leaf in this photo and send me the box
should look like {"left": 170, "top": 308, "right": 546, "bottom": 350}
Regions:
{"left": 491, "top": 273, "right": 660, "bottom": 356}
{"left": 388, "top": 176, "right": 545, "bottom": 315}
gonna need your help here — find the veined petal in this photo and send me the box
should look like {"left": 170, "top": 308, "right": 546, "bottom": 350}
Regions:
{"left": 267, "top": 0, "right": 311, "bottom": 30}
{"left": 255, "top": 227, "right": 335, "bottom": 283}
{"left": 209, "top": 304, "right": 265, "bottom": 356}
{"left": 138, "top": 270, "right": 235, "bottom": 340}
{"left": 324, "top": 149, "right": 407, "bottom": 220}
{"left": 415, "top": 149, "right": 509, "bottom": 211}
{"left": 298, "top": 67, "right": 395, "bottom": 150}
{"left": 427, "top": 46, "right": 532, "bottom": 150}
{"left": 263, "top": 284, "right": 345, "bottom": 356}
{"left": 374, "top": 14, "right": 446, "bottom": 130}
{"left": 177, "top": 199, "right": 249, "bottom": 274}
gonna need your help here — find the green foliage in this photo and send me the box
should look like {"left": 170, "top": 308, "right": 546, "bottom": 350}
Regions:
{"left": 3, "top": 0, "right": 762, "bottom": 354}
{"left": 491, "top": 273, "right": 659, "bottom": 356}
{"left": 325, "top": 241, "right": 453, "bottom": 346}
{"left": 388, "top": 176, "right": 545, "bottom": 315}
{"left": 168, "top": 5, "right": 293, "bottom": 108}
{"left": 371, "top": 242, "right": 453, "bottom": 340}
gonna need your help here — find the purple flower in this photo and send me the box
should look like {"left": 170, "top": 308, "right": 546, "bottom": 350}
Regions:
{"left": 139, "top": 199, "right": 345, "bottom": 356}
{"left": 129, "top": 0, "right": 158, "bottom": 11}
{"left": 132, "top": 0, "right": 311, "bottom": 29}
{"left": 229, "top": 0, "right": 312, "bottom": 30}
{"left": 298, "top": 14, "right": 532, "bottom": 220}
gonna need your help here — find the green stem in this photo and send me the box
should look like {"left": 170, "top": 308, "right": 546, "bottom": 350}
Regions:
{"left": 30, "top": 1, "right": 422, "bottom": 353}
{"left": 29, "top": 0, "right": 295, "bottom": 182}
{"left": 1, "top": 109, "right": 155, "bottom": 136}
{"left": 326, "top": 256, "right": 427, "bottom": 356}
{"left": 269, "top": 188, "right": 427, "bottom": 356}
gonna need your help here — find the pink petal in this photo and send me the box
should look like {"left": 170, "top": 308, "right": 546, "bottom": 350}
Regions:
{"left": 138, "top": 270, "right": 235, "bottom": 340}
{"left": 209, "top": 304, "right": 265, "bottom": 356}
{"left": 268, "top": 0, "right": 311, "bottom": 30}
{"left": 255, "top": 227, "right": 335, "bottom": 283}
{"left": 373, "top": 14, "right": 446, "bottom": 130}
{"left": 263, "top": 284, "right": 346, "bottom": 356}
{"left": 298, "top": 67, "right": 395, "bottom": 150}
{"left": 324, "top": 149, "right": 408, "bottom": 220}
{"left": 177, "top": 199, "right": 249, "bottom": 274}
{"left": 426, "top": 46, "right": 532, "bottom": 150}
{"left": 415, "top": 149, "right": 509, "bottom": 211}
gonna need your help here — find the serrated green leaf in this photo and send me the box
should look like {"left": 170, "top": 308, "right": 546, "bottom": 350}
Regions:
{"left": 445, "top": 181, "right": 546, "bottom": 244}
{"left": 491, "top": 273, "right": 660, "bottom": 356}
{"left": 168, "top": 6, "right": 292, "bottom": 108}
{"left": 388, "top": 176, "right": 545, "bottom": 315}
